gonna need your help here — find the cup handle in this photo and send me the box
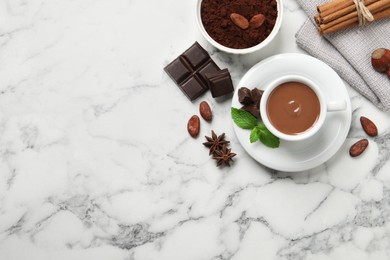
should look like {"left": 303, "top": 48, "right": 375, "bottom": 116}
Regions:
{"left": 327, "top": 100, "right": 347, "bottom": 111}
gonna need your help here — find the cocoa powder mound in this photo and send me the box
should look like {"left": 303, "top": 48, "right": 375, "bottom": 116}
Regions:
{"left": 201, "top": 0, "right": 278, "bottom": 49}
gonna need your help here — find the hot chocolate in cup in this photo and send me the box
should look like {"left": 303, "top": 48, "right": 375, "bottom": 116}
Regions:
{"left": 260, "top": 75, "right": 346, "bottom": 142}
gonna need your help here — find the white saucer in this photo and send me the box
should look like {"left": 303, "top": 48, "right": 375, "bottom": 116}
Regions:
{"left": 231, "top": 53, "right": 352, "bottom": 172}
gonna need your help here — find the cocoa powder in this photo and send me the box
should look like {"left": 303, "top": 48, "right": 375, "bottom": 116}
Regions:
{"left": 201, "top": 0, "right": 278, "bottom": 49}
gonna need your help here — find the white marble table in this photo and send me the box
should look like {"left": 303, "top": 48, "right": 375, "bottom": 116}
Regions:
{"left": 1, "top": 0, "right": 390, "bottom": 259}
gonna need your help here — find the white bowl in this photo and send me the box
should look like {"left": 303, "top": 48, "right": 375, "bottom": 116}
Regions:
{"left": 196, "top": 0, "right": 283, "bottom": 55}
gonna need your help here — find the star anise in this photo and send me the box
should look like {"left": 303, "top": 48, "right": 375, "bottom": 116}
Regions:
{"left": 203, "top": 130, "right": 230, "bottom": 155}
{"left": 213, "top": 144, "right": 236, "bottom": 167}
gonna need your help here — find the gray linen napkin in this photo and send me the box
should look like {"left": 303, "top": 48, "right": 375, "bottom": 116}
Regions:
{"left": 295, "top": 0, "right": 390, "bottom": 111}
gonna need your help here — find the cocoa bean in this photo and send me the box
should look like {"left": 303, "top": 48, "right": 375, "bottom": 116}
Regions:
{"left": 349, "top": 139, "right": 369, "bottom": 157}
{"left": 199, "top": 101, "right": 212, "bottom": 121}
{"left": 249, "top": 14, "right": 265, "bottom": 29}
{"left": 187, "top": 115, "right": 200, "bottom": 137}
{"left": 360, "top": 116, "right": 378, "bottom": 137}
{"left": 230, "top": 13, "right": 249, "bottom": 30}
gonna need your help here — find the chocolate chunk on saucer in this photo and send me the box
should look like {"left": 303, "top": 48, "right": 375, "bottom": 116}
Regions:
{"left": 251, "top": 88, "right": 264, "bottom": 106}
{"left": 241, "top": 104, "right": 260, "bottom": 118}
{"left": 238, "top": 87, "right": 252, "bottom": 105}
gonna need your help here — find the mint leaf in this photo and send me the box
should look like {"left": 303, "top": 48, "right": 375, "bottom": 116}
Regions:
{"left": 231, "top": 107, "right": 257, "bottom": 129}
{"left": 250, "top": 128, "right": 260, "bottom": 143}
{"left": 254, "top": 123, "right": 280, "bottom": 148}
{"left": 231, "top": 107, "right": 280, "bottom": 148}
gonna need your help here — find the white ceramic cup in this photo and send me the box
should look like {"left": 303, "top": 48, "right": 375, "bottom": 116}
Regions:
{"left": 260, "top": 75, "right": 347, "bottom": 142}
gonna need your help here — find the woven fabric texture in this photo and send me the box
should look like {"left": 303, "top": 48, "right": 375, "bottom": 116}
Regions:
{"left": 295, "top": 0, "right": 390, "bottom": 111}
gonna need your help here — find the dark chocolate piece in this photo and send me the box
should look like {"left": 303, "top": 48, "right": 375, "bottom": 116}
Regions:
{"left": 164, "top": 42, "right": 221, "bottom": 101}
{"left": 182, "top": 43, "right": 210, "bottom": 69}
{"left": 238, "top": 87, "right": 252, "bottom": 105}
{"left": 206, "top": 68, "right": 234, "bottom": 98}
{"left": 241, "top": 104, "right": 260, "bottom": 118}
{"left": 251, "top": 88, "right": 264, "bottom": 106}
{"left": 181, "top": 76, "right": 205, "bottom": 100}
{"left": 198, "top": 61, "right": 220, "bottom": 86}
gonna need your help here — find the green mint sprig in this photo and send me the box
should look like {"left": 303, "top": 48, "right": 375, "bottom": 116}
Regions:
{"left": 231, "top": 107, "right": 257, "bottom": 129}
{"left": 231, "top": 107, "right": 280, "bottom": 148}
{"left": 250, "top": 123, "right": 280, "bottom": 148}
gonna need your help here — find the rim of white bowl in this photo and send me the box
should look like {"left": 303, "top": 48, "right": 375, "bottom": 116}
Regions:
{"left": 195, "top": 0, "right": 284, "bottom": 55}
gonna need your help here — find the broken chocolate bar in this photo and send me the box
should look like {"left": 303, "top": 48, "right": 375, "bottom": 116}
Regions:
{"left": 205, "top": 68, "right": 234, "bottom": 98}
{"left": 164, "top": 42, "right": 221, "bottom": 101}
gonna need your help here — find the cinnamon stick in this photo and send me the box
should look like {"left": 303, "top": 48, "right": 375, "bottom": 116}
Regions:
{"left": 319, "top": 7, "right": 390, "bottom": 35}
{"left": 320, "top": 0, "right": 378, "bottom": 23}
{"left": 318, "top": 0, "right": 362, "bottom": 17}
{"left": 315, "top": 14, "right": 321, "bottom": 25}
{"left": 320, "top": 0, "right": 390, "bottom": 30}
{"left": 317, "top": 0, "right": 348, "bottom": 15}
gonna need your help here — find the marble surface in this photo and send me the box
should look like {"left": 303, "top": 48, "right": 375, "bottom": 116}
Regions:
{"left": 0, "top": 0, "right": 390, "bottom": 259}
